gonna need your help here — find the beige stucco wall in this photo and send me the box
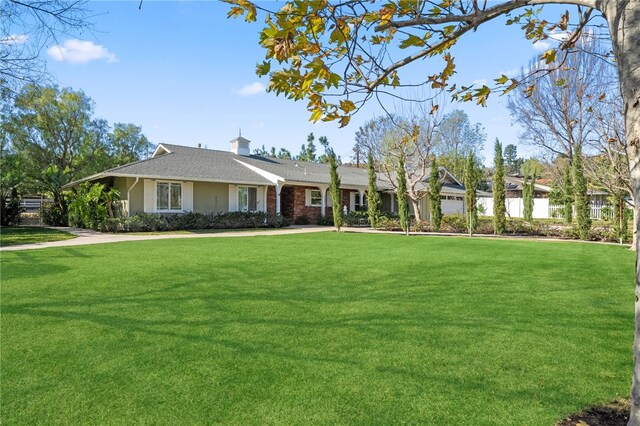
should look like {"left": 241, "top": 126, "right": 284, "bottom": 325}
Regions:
{"left": 113, "top": 177, "right": 144, "bottom": 215}
{"left": 193, "top": 181, "right": 229, "bottom": 214}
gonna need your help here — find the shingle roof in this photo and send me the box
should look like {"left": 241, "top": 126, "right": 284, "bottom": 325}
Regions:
{"left": 81, "top": 144, "right": 273, "bottom": 186}
{"left": 67, "top": 143, "right": 467, "bottom": 194}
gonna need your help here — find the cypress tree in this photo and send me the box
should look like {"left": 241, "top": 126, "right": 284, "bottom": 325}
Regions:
{"left": 464, "top": 152, "right": 478, "bottom": 236}
{"left": 492, "top": 139, "right": 506, "bottom": 234}
{"left": 573, "top": 144, "right": 591, "bottom": 239}
{"left": 521, "top": 158, "right": 540, "bottom": 223}
{"left": 366, "top": 152, "right": 381, "bottom": 228}
{"left": 328, "top": 152, "right": 343, "bottom": 231}
{"left": 397, "top": 155, "right": 410, "bottom": 236}
{"left": 562, "top": 163, "right": 573, "bottom": 224}
{"left": 428, "top": 156, "right": 443, "bottom": 232}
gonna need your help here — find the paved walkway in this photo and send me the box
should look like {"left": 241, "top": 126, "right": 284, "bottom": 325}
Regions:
{"left": 0, "top": 225, "right": 332, "bottom": 251}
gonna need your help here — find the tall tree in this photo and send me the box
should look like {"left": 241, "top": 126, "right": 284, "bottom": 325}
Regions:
{"left": 521, "top": 158, "right": 542, "bottom": 223}
{"left": 503, "top": 144, "right": 524, "bottom": 176}
{"left": 573, "top": 144, "right": 592, "bottom": 239}
{"left": 227, "top": 1, "right": 640, "bottom": 420}
{"left": 396, "top": 154, "right": 409, "bottom": 236}
{"left": 366, "top": 152, "right": 381, "bottom": 229}
{"left": 493, "top": 139, "right": 506, "bottom": 235}
{"left": 298, "top": 133, "right": 317, "bottom": 162}
{"left": 464, "top": 152, "right": 478, "bottom": 236}
{"left": 428, "top": 156, "right": 443, "bottom": 232}
{"left": 354, "top": 109, "right": 441, "bottom": 221}
{"left": 6, "top": 84, "right": 108, "bottom": 213}
{"left": 433, "top": 109, "right": 486, "bottom": 180}
{"left": 328, "top": 152, "right": 343, "bottom": 232}
{"left": 107, "top": 123, "right": 152, "bottom": 167}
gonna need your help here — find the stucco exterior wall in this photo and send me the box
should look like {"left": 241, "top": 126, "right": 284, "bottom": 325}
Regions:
{"left": 113, "top": 177, "right": 144, "bottom": 216}
{"left": 193, "top": 182, "right": 229, "bottom": 214}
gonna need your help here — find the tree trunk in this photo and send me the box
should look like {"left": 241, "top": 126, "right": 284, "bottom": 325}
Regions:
{"left": 410, "top": 197, "right": 421, "bottom": 224}
{"left": 604, "top": 1, "right": 640, "bottom": 424}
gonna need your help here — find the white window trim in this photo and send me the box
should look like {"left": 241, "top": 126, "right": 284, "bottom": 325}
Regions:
{"left": 156, "top": 180, "right": 183, "bottom": 213}
{"left": 238, "top": 185, "right": 259, "bottom": 212}
{"left": 309, "top": 189, "right": 322, "bottom": 207}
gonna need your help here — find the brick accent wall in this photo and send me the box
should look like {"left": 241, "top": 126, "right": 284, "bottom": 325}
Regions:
{"left": 267, "top": 186, "right": 276, "bottom": 215}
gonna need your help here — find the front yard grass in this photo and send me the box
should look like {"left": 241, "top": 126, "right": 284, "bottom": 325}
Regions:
{"left": 1, "top": 233, "right": 634, "bottom": 424}
{"left": 0, "top": 226, "right": 76, "bottom": 247}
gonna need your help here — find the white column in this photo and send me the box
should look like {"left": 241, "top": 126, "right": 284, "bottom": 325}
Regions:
{"left": 263, "top": 185, "right": 268, "bottom": 213}
{"left": 276, "top": 183, "right": 283, "bottom": 214}
{"left": 390, "top": 193, "right": 395, "bottom": 212}
{"left": 318, "top": 185, "right": 329, "bottom": 216}
{"left": 358, "top": 189, "right": 365, "bottom": 211}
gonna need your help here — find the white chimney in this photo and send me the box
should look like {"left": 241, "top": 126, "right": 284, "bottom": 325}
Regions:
{"left": 230, "top": 136, "right": 251, "bottom": 156}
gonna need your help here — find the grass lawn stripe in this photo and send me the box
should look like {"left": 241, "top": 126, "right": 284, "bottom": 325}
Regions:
{"left": 1, "top": 233, "right": 634, "bottom": 424}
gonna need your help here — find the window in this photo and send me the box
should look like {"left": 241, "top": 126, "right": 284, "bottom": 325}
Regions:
{"left": 238, "top": 186, "right": 257, "bottom": 211}
{"left": 310, "top": 189, "right": 322, "bottom": 207}
{"left": 157, "top": 182, "right": 182, "bottom": 211}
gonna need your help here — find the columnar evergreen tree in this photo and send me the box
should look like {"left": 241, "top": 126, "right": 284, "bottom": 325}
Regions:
{"left": 464, "top": 152, "right": 478, "bottom": 236}
{"left": 328, "top": 152, "right": 343, "bottom": 232}
{"left": 521, "top": 159, "right": 541, "bottom": 223}
{"left": 428, "top": 156, "right": 442, "bottom": 232}
{"left": 366, "top": 152, "right": 381, "bottom": 229}
{"left": 573, "top": 144, "right": 592, "bottom": 240}
{"left": 562, "top": 164, "right": 573, "bottom": 224}
{"left": 492, "top": 139, "right": 506, "bottom": 234}
{"left": 396, "top": 154, "right": 409, "bottom": 236}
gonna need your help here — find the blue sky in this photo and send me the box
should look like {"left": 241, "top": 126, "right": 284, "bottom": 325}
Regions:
{"left": 42, "top": 1, "right": 567, "bottom": 164}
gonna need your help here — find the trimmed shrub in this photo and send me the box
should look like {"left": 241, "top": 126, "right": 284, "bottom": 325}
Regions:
{"left": 317, "top": 215, "right": 334, "bottom": 226}
{"left": 343, "top": 211, "right": 369, "bottom": 226}
{"left": 42, "top": 204, "right": 68, "bottom": 226}
{"left": 99, "top": 211, "right": 289, "bottom": 233}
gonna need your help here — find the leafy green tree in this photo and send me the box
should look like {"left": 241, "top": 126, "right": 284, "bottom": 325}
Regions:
{"left": 503, "top": 144, "right": 524, "bottom": 176}
{"left": 0, "top": 136, "right": 25, "bottom": 226}
{"left": 521, "top": 158, "right": 541, "bottom": 223}
{"left": 573, "top": 144, "right": 591, "bottom": 239}
{"left": 298, "top": 133, "right": 317, "bottom": 162}
{"left": 366, "top": 152, "right": 381, "bottom": 228}
{"left": 464, "top": 152, "right": 478, "bottom": 235}
{"left": 396, "top": 154, "right": 409, "bottom": 235}
{"left": 108, "top": 123, "right": 152, "bottom": 166}
{"left": 328, "top": 152, "right": 343, "bottom": 231}
{"left": 4, "top": 85, "right": 151, "bottom": 218}
{"left": 277, "top": 148, "right": 292, "bottom": 159}
{"left": 428, "top": 156, "right": 442, "bottom": 232}
{"left": 493, "top": 139, "right": 506, "bottom": 234}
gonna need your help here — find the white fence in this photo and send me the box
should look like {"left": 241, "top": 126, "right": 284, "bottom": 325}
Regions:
{"left": 478, "top": 197, "right": 608, "bottom": 220}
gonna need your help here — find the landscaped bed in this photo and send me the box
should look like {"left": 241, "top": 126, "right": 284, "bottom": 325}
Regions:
{"left": 1, "top": 233, "right": 634, "bottom": 424}
{"left": 0, "top": 226, "right": 76, "bottom": 247}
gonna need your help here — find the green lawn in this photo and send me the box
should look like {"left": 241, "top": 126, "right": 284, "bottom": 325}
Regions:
{"left": 1, "top": 233, "right": 634, "bottom": 425}
{"left": 0, "top": 226, "right": 76, "bottom": 247}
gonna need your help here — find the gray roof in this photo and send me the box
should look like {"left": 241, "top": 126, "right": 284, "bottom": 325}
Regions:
{"left": 67, "top": 143, "right": 467, "bottom": 193}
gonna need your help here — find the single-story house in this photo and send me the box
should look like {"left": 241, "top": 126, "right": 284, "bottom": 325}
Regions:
{"left": 67, "top": 136, "right": 468, "bottom": 222}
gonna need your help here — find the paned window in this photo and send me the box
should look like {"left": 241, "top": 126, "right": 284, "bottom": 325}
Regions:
{"left": 157, "top": 182, "right": 182, "bottom": 211}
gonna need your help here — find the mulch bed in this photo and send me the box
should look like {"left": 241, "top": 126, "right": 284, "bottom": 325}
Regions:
{"left": 556, "top": 399, "right": 629, "bottom": 426}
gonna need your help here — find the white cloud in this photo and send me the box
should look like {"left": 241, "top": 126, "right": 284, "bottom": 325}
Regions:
{"left": 47, "top": 39, "right": 117, "bottom": 64}
{"left": 0, "top": 34, "right": 28, "bottom": 45}
{"left": 472, "top": 78, "right": 488, "bottom": 86}
{"left": 238, "top": 82, "right": 265, "bottom": 96}
{"left": 532, "top": 40, "right": 551, "bottom": 51}
{"left": 499, "top": 68, "right": 520, "bottom": 78}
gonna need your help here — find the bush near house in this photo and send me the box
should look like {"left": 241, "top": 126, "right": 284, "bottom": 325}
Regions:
{"left": 372, "top": 212, "right": 632, "bottom": 244}
{"left": 100, "top": 211, "right": 289, "bottom": 233}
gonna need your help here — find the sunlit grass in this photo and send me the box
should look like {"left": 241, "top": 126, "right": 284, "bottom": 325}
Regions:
{"left": 1, "top": 233, "right": 634, "bottom": 424}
